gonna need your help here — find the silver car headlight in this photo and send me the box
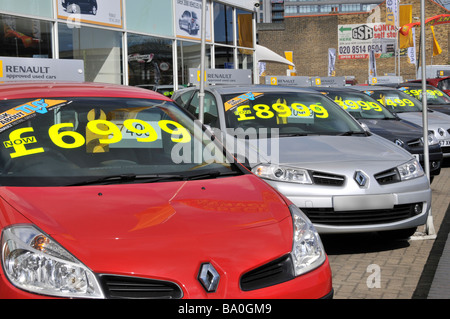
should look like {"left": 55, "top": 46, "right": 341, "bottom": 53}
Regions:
{"left": 289, "top": 205, "right": 326, "bottom": 276}
{"left": 252, "top": 164, "right": 312, "bottom": 184}
{"left": 421, "top": 132, "right": 439, "bottom": 146}
{"left": 397, "top": 158, "right": 424, "bottom": 181}
{"left": 1, "top": 224, "right": 104, "bottom": 299}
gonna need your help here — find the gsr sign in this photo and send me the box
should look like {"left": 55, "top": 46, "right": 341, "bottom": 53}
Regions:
{"left": 352, "top": 25, "right": 373, "bottom": 40}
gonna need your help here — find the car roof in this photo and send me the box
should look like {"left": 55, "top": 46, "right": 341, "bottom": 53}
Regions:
{"left": 0, "top": 81, "right": 172, "bottom": 101}
{"left": 351, "top": 85, "right": 399, "bottom": 91}
{"left": 176, "top": 84, "right": 317, "bottom": 95}
{"left": 395, "top": 82, "right": 436, "bottom": 88}
{"left": 309, "top": 86, "right": 363, "bottom": 93}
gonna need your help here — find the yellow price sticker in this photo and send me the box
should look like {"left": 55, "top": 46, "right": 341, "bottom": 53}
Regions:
{"left": 4, "top": 119, "right": 192, "bottom": 159}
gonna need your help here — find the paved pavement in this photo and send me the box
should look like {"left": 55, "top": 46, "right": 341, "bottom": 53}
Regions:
{"left": 320, "top": 159, "right": 450, "bottom": 299}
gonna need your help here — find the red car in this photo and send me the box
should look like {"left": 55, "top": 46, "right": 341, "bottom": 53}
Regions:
{"left": 408, "top": 77, "right": 450, "bottom": 95}
{"left": 0, "top": 82, "right": 332, "bottom": 299}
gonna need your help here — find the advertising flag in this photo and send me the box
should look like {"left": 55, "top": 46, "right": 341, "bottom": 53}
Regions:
{"left": 431, "top": 26, "right": 442, "bottom": 56}
{"left": 399, "top": 5, "right": 413, "bottom": 49}
{"left": 328, "top": 48, "right": 336, "bottom": 76}
{"left": 386, "top": 0, "right": 399, "bottom": 27}
{"left": 407, "top": 28, "right": 417, "bottom": 65}
{"left": 369, "top": 48, "right": 377, "bottom": 77}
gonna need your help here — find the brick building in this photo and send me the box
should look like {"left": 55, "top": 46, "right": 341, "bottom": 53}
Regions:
{"left": 257, "top": 0, "right": 450, "bottom": 84}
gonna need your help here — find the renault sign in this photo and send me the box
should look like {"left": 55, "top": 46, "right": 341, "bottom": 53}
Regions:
{"left": 189, "top": 68, "right": 252, "bottom": 85}
{"left": 0, "top": 57, "right": 85, "bottom": 82}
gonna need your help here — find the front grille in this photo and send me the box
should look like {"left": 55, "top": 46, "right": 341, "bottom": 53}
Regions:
{"left": 374, "top": 168, "right": 400, "bottom": 185}
{"left": 240, "top": 254, "right": 295, "bottom": 291}
{"left": 98, "top": 274, "right": 183, "bottom": 299}
{"left": 441, "top": 146, "right": 450, "bottom": 154}
{"left": 302, "top": 203, "right": 422, "bottom": 226}
{"left": 311, "top": 171, "right": 345, "bottom": 186}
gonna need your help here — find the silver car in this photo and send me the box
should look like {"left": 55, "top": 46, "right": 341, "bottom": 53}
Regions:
{"left": 173, "top": 85, "right": 431, "bottom": 239}
{"left": 353, "top": 85, "right": 450, "bottom": 158}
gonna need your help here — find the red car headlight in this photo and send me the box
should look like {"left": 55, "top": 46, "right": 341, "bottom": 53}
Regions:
{"left": 1, "top": 224, "right": 104, "bottom": 299}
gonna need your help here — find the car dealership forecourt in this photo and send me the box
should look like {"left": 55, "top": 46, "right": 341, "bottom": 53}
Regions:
{"left": 1, "top": 0, "right": 449, "bottom": 300}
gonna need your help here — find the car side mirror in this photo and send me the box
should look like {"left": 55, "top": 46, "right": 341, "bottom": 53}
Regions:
{"left": 360, "top": 122, "right": 370, "bottom": 133}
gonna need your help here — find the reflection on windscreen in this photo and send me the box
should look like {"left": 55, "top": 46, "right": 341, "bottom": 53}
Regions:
{"left": 362, "top": 90, "right": 423, "bottom": 113}
{"left": 222, "top": 92, "right": 364, "bottom": 136}
{"left": 324, "top": 91, "right": 395, "bottom": 120}
{"left": 0, "top": 97, "right": 235, "bottom": 186}
{"left": 399, "top": 87, "right": 450, "bottom": 105}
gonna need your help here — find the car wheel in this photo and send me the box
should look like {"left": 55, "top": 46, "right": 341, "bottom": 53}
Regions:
{"left": 379, "top": 227, "right": 417, "bottom": 240}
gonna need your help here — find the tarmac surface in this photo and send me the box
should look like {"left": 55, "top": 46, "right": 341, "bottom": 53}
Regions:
{"left": 320, "top": 159, "right": 450, "bottom": 299}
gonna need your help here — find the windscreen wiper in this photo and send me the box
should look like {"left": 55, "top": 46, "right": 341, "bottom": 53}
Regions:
{"left": 67, "top": 174, "right": 187, "bottom": 186}
{"left": 337, "top": 131, "right": 367, "bottom": 136}
{"left": 183, "top": 170, "right": 242, "bottom": 180}
{"left": 279, "top": 132, "right": 308, "bottom": 137}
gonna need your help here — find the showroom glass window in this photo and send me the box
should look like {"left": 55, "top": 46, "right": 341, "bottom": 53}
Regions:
{"left": 215, "top": 47, "right": 234, "bottom": 69}
{"left": 127, "top": 34, "right": 173, "bottom": 87}
{"left": 0, "top": 14, "right": 52, "bottom": 58}
{"left": 177, "top": 40, "right": 211, "bottom": 86}
{"left": 214, "top": 2, "right": 234, "bottom": 45}
{"left": 58, "top": 23, "right": 122, "bottom": 84}
{"left": 238, "top": 49, "right": 253, "bottom": 71}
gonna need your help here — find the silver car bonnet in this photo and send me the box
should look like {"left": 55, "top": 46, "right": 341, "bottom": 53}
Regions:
{"left": 231, "top": 133, "right": 413, "bottom": 170}
{"left": 396, "top": 111, "right": 450, "bottom": 127}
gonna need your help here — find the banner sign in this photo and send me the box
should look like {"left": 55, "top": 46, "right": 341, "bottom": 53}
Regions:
{"left": 265, "top": 76, "right": 311, "bottom": 86}
{"left": 311, "top": 77, "right": 346, "bottom": 87}
{"left": 175, "top": 0, "right": 212, "bottom": 41}
{"left": 0, "top": 57, "right": 85, "bottom": 82}
{"left": 189, "top": 69, "right": 252, "bottom": 85}
{"left": 56, "top": 0, "right": 123, "bottom": 28}
{"left": 368, "top": 76, "right": 403, "bottom": 85}
{"left": 338, "top": 23, "right": 397, "bottom": 60}
{"left": 386, "top": 0, "right": 399, "bottom": 27}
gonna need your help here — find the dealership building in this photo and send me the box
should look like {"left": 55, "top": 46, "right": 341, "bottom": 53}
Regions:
{"left": 0, "top": 0, "right": 285, "bottom": 88}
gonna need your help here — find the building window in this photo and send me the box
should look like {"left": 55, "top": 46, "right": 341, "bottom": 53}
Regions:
{"left": 214, "top": 2, "right": 234, "bottom": 45}
{"left": 238, "top": 49, "right": 253, "bottom": 71}
{"left": 0, "top": 14, "right": 52, "bottom": 58}
{"left": 342, "top": 4, "right": 361, "bottom": 12}
{"left": 285, "top": 6, "right": 298, "bottom": 14}
{"left": 236, "top": 9, "right": 253, "bottom": 49}
{"left": 127, "top": 34, "right": 173, "bottom": 87}
{"left": 298, "top": 5, "right": 319, "bottom": 13}
{"left": 215, "top": 46, "right": 234, "bottom": 69}
{"left": 58, "top": 23, "right": 122, "bottom": 84}
{"left": 177, "top": 40, "right": 211, "bottom": 86}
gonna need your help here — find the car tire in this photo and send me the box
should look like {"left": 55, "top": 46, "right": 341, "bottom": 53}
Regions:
{"left": 379, "top": 227, "right": 417, "bottom": 240}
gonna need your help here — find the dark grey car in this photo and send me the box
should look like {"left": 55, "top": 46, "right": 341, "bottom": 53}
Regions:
{"left": 391, "top": 83, "right": 450, "bottom": 116}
